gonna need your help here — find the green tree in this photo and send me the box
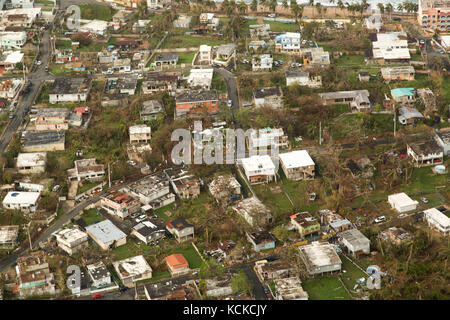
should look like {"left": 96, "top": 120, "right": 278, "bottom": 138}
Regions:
{"left": 250, "top": 0, "right": 258, "bottom": 11}
{"left": 231, "top": 269, "right": 253, "bottom": 297}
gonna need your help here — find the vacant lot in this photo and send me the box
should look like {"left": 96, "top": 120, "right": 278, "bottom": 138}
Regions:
{"left": 302, "top": 276, "right": 351, "bottom": 300}
{"left": 162, "top": 35, "right": 227, "bottom": 49}
{"left": 79, "top": 4, "right": 117, "bottom": 21}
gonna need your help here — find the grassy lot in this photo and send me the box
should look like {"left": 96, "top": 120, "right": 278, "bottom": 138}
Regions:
{"left": 212, "top": 72, "right": 227, "bottom": 94}
{"left": 77, "top": 181, "right": 101, "bottom": 195}
{"left": 79, "top": 4, "right": 117, "bottom": 21}
{"left": 178, "top": 52, "right": 196, "bottom": 65}
{"left": 399, "top": 166, "right": 449, "bottom": 195}
{"left": 162, "top": 34, "right": 227, "bottom": 49}
{"left": 0, "top": 212, "right": 28, "bottom": 225}
{"left": 153, "top": 204, "right": 174, "bottom": 222}
{"left": 55, "top": 39, "right": 104, "bottom": 53}
{"left": 267, "top": 21, "right": 300, "bottom": 33}
{"left": 35, "top": 0, "right": 55, "bottom": 5}
{"left": 340, "top": 255, "right": 368, "bottom": 294}
{"left": 335, "top": 54, "right": 365, "bottom": 67}
{"left": 302, "top": 276, "right": 351, "bottom": 300}
{"left": 49, "top": 64, "right": 88, "bottom": 76}
{"left": 111, "top": 239, "right": 153, "bottom": 260}
{"left": 253, "top": 182, "right": 294, "bottom": 222}
{"left": 81, "top": 208, "right": 105, "bottom": 226}
{"left": 330, "top": 113, "right": 394, "bottom": 141}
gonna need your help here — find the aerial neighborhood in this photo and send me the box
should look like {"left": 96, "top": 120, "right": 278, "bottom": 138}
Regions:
{"left": 0, "top": 0, "right": 448, "bottom": 303}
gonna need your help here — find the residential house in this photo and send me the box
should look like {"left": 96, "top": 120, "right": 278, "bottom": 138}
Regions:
{"left": 381, "top": 66, "right": 415, "bottom": 82}
{"left": 113, "top": 255, "right": 152, "bottom": 286}
{"left": 187, "top": 68, "right": 214, "bottom": 90}
{"left": 132, "top": 219, "right": 166, "bottom": 244}
{"left": 246, "top": 230, "right": 275, "bottom": 252}
{"left": 417, "top": 88, "right": 437, "bottom": 114}
{"left": 365, "top": 13, "right": 383, "bottom": 31}
{"left": 247, "top": 127, "right": 289, "bottom": 152}
{"left": 252, "top": 54, "right": 273, "bottom": 71}
{"left": 319, "top": 90, "right": 371, "bottom": 112}
{"left": 434, "top": 129, "right": 450, "bottom": 156}
{"left": 254, "top": 259, "right": 295, "bottom": 282}
{"left": 338, "top": 229, "right": 371, "bottom": 257}
{"left": 358, "top": 72, "right": 370, "bottom": 82}
{"left": 371, "top": 32, "right": 411, "bottom": 64}
{"left": 132, "top": 19, "right": 151, "bottom": 33}
{"left": 199, "top": 13, "right": 220, "bottom": 30}
{"left": 388, "top": 192, "right": 419, "bottom": 213}
{"left": 232, "top": 197, "right": 273, "bottom": 227}
{"left": 205, "top": 277, "right": 233, "bottom": 297}
{"left": 49, "top": 78, "right": 91, "bottom": 104}
{"left": 208, "top": 174, "right": 241, "bottom": 203}
{"left": 116, "top": 76, "right": 138, "bottom": 95}
{"left": 423, "top": 208, "right": 450, "bottom": 234}
{"left": 154, "top": 53, "right": 178, "bottom": 67}
{"left": 173, "top": 15, "right": 191, "bottom": 28}
{"left": 248, "top": 40, "right": 266, "bottom": 51}
{"left": 101, "top": 191, "right": 141, "bottom": 219}
{"left": 34, "top": 108, "right": 70, "bottom": 131}
{"left": 55, "top": 49, "right": 81, "bottom": 64}
{"left": 78, "top": 20, "right": 108, "bottom": 36}
{"left": 300, "top": 47, "right": 330, "bottom": 66}
{"left": 165, "top": 254, "right": 190, "bottom": 276}
{"left": 398, "top": 106, "right": 425, "bottom": 125}
{"left": 122, "top": 172, "right": 174, "bottom": 206}
{"left": 129, "top": 124, "right": 151, "bottom": 144}
{"left": 407, "top": 140, "right": 443, "bottom": 166}
{"left": 391, "top": 88, "right": 416, "bottom": 106}
{"left": 275, "top": 32, "right": 301, "bottom": 54}
{"left": 87, "top": 262, "right": 112, "bottom": 289}
{"left": 298, "top": 241, "right": 342, "bottom": 275}
{"left": 380, "top": 227, "right": 413, "bottom": 245}
{"left": 140, "top": 100, "right": 164, "bottom": 121}
{"left": 23, "top": 131, "right": 65, "bottom": 152}
{"left": 249, "top": 24, "right": 270, "bottom": 38}
{"left": 86, "top": 220, "right": 127, "bottom": 250}
{"left": 16, "top": 251, "right": 56, "bottom": 297}
{"left": 214, "top": 43, "right": 236, "bottom": 65}
{"left": 290, "top": 212, "right": 321, "bottom": 238}
{"left": 273, "top": 277, "right": 309, "bottom": 300}
{"left": 142, "top": 74, "right": 178, "bottom": 94}
{"left": 0, "top": 50, "right": 24, "bottom": 72}
{"left": 166, "top": 218, "right": 194, "bottom": 243}
{"left": 0, "top": 225, "right": 19, "bottom": 248}
{"left": 0, "top": 78, "right": 22, "bottom": 99}
{"left": 286, "top": 71, "right": 322, "bottom": 88}
{"left": 318, "top": 209, "right": 352, "bottom": 233}
{"left": 279, "top": 150, "right": 315, "bottom": 181}
{"left": 54, "top": 227, "right": 89, "bottom": 256}
{"left": 253, "top": 87, "right": 283, "bottom": 109}
{"left": 198, "top": 44, "right": 212, "bottom": 65}
{"left": 165, "top": 168, "right": 201, "bottom": 199}
{"left": 67, "top": 158, "right": 105, "bottom": 182}
{"left": 16, "top": 152, "right": 46, "bottom": 174}
{"left": 175, "top": 90, "right": 219, "bottom": 119}
{"left": 241, "top": 155, "right": 276, "bottom": 185}
{"left": 2, "top": 191, "right": 40, "bottom": 212}
{"left": 0, "top": 31, "right": 27, "bottom": 49}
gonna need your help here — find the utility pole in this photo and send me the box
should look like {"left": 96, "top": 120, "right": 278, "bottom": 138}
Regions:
{"left": 108, "top": 162, "right": 111, "bottom": 188}
{"left": 393, "top": 105, "right": 396, "bottom": 137}
{"left": 319, "top": 121, "right": 322, "bottom": 145}
{"left": 27, "top": 221, "right": 32, "bottom": 251}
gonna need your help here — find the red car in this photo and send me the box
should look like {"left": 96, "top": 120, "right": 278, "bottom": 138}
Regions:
{"left": 92, "top": 293, "right": 104, "bottom": 299}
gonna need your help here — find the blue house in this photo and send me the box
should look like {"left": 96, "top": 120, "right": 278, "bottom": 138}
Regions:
{"left": 391, "top": 87, "right": 416, "bottom": 106}
{"left": 247, "top": 231, "right": 275, "bottom": 252}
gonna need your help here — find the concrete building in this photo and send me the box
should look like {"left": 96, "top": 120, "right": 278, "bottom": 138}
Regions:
{"left": 122, "top": 172, "right": 174, "bottom": 206}
{"left": 54, "top": 227, "right": 89, "bottom": 256}
{"left": 154, "top": 53, "right": 178, "bottom": 67}
{"left": 286, "top": 71, "right": 322, "bottom": 88}
{"left": 16, "top": 251, "right": 56, "bottom": 297}
{"left": 132, "top": 220, "right": 166, "bottom": 245}
{"left": 86, "top": 220, "right": 127, "bottom": 250}
{"left": 87, "top": 262, "right": 112, "bottom": 289}
{"left": 279, "top": 150, "right": 315, "bottom": 181}
{"left": 16, "top": 152, "right": 46, "bottom": 174}
{"left": 78, "top": 20, "right": 108, "bottom": 36}
{"left": 371, "top": 32, "right": 410, "bottom": 64}
{"left": 300, "top": 47, "right": 330, "bottom": 66}
{"left": 187, "top": 68, "right": 214, "bottom": 90}
{"left": 23, "top": 131, "right": 65, "bottom": 152}
{"left": 423, "top": 208, "right": 450, "bottom": 234}
{"left": 142, "top": 74, "right": 178, "bottom": 94}
{"left": 418, "top": 0, "right": 450, "bottom": 32}
{"left": 2, "top": 191, "right": 40, "bottom": 212}
{"left": 338, "top": 229, "right": 371, "bottom": 257}
{"left": 49, "top": 78, "right": 91, "bottom": 104}
{"left": 166, "top": 168, "right": 201, "bottom": 199}
{"left": 140, "top": 100, "right": 164, "bottom": 121}
{"left": 0, "top": 225, "right": 19, "bottom": 248}
{"left": 101, "top": 191, "right": 141, "bottom": 219}
{"left": 113, "top": 255, "right": 152, "bottom": 286}
{"left": 0, "top": 78, "right": 22, "bottom": 99}
{"left": 274, "top": 277, "right": 309, "bottom": 300}
{"left": 241, "top": 155, "right": 276, "bottom": 185}
{"left": 0, "top": 31, "right": 26, "bottom": 49}
{"left": 34, "top": 108, "right": 70, "bottom": 131}
{"left": 434, "top": 129, "right": 450, "bottom": 156}
{"left": 253, "top": 87, "right": 283, "bottom": 109}
{"left": 166, "top": 217, "right": 194, "bottom": 243}
{"left": 175, "top": 90, "right": 219, "bottom": 119}
{"left": 247, "top": 127, "right": 289, "bottom": 152}
{"left": 407, "top": 140, "right": 444, "bottom": 167}
{"left": 198, "top": 44, "right": 212, "bottom": 64}
{"left": 275, "top": 32, "right": 301, "bottom": 54}
{"left": 381, "top": 66, "right": 415, "bottom": 82}
{"left": 129, "top": 124, "right": 151, "bottom": 144}
{"left": 391, "top": 88, "right": 416, "bottom": 106}
{"left": 232, "top": 197, "right": 273, "bottom": 227}
{"left": 165, "top": 253, "right": 190, "bottom": 276}
{"left": 246, "top": 230, "right": 275, "bottom": 252}
{"left": 298, "top": 241, "right": 342, "bottom": 275}
{"left": 252, "top": 54, "right": 273, "bottom": 71}
{"left": 67, "top": 158, "right": 105, "bottom": 182}
{"left": 388, "top": 192, "right": 419, "bottom": 213}
{"left": 319, "top": 90, "right": 371, "bottom": 112}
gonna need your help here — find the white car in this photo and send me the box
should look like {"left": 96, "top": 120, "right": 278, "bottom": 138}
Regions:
{"left": 374, "top": 216, "right": 386, "bottom": 223}
{"left": 35, "top": 60, "right": 42, "bottom": 65}
{"left": 227, "top": 100, "right": 232, "bottom": 107}
{"left": 135, "top": 215, "right": 147, "bottom": 223}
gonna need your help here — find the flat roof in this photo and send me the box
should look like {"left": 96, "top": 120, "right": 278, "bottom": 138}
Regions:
{"left": 299, "top": 241, "right": 341, "bottom": 268}
{"left": 388, "top": 192, "right": 418, "bottom": 206}
{"left": 339, "top": 229, "right": 370, "bottom": 247}
{"left": 113, "top": 255, "right": 152, "bottom": 277}
{"left": 279, "top": 150, "right": 315, "bottom": 169}
{"left": 3, "top": 191, "right": 40, "bottom": 205}
{"left": 86, "top": 220, "right": 126, "bottom": 244}
{"left": 424, "top": 208, "right": 450, "bottom": 228}
{"left": 16, "top": 152, "right": 46, "bottom": 167}
{"left": 242, "top": 155, "right": 275, "bottom": 172}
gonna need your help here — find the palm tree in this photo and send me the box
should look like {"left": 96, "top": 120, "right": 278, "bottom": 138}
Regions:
{"left": 238, "top": 0, "right": 248, "bottom": 14}
{"left": 269, "top": 0, "right": 277, "bottom": 13}
{"left": 337, "top": 0, "right": 344, "bottom": 10}
{"left": 137, "top": 0, "right": 148, "bottom": 18}
{"left": 282, "top": 0, "right": 289, "bottom": 9}
{"left": 309, "top": 0, "right": 314, "bottom": 6}
{"left": 250, "top": 0, "right": 258, "bottom": 12}
{"left": 377, "top": 2, "right": 384, "bottom": 13}
{"left": 385, "top": 3, "right": 393, "bottom": 19}
{"left": 315, "top": 2, "right": 322, "bottom": 17}
{"left": 397, "top": 3, "right": 403, "bottom": 12}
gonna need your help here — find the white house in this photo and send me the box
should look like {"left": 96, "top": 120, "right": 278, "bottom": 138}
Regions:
{"left": 423, "top": 208, "right": 450, "bottom": 234}
{"left": 198, "top": 44, "right": 212, "bottom": 64}
{"left": 78, "top": 20, "right": 109, "bottom": 36}
{"left": 0, "top": 32, "right": 27, "bottom": 49}
{"left": 252, "top": 54, "right": 273, "bottom": 71}
{"left": 241, "top": 155, "right": 276, "bottom": 185}
{"left": 16, "top": 152, "right": 47, "bottom": 174}
{"left": 129, "top": 124, "right": 151, "bottom": 144}
{"left": 0, "top": 78, "right": 23, "bottom": 99}
{"left": 434, "top": 129, "right": 450, "bottom": 156}
{"left": 275, "top": 32, "right": 301, "bottom": 54}
{"left": 187, "top": 68, "right": 214, "bottom": 90}
{"left": 279, "top": 150, "right": 315, "bottom": 181}
{"left": 54, "top": 227, "right": 89, "bottom": 256}
{"left": 298, "top": 241, "right": 342, "bottom": 275}
{"left": 49, "top": 78, "right": 91, "bottom": 104}
{"left": 388, "top": 192, "right": 418, "bottom": 213}
{"left": 339, "top": 229, "right": 370, "bottom": 257}
{"left": 87, "top": 262, "right": 112, "bottom": 288}
{"left": 86, "top": 220, "right": 127, "bottom": 250}
{"left": 113, "top": 255, "right": 152, "bottom": 286}
{"left": 2, "top": 191, "right": 40, "bottom": 212}
{"left": 286, "top": 71, "right": 322, "bottom": 88}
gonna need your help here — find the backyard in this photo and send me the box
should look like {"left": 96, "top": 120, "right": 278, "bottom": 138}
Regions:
{"left": 302, "top": 276, "right": 351, "bottom": 300}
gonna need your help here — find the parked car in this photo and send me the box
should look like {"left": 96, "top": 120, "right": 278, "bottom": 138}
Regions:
{"left": 421, "top": 197, "right": 429, "bottom": 203}
{"left": 118, "top": 286, "right": 128, "bottom": 293}
{"left": 227, "top": 100, "right": 232, "bottom": 107}
{"left": 35, "top": 60, "right": 42, "bottom": 65}
{"left": 92, "top": 293, "right": 104, "bottom": 299}
{"left": 374, "top": 216, "right": 386, "bottom": 223}
{"left": 398, "top": 213, "right": 408, "bottom": 219}
{"left": 135, "top": 214, "right": 147, "bottom": 223}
